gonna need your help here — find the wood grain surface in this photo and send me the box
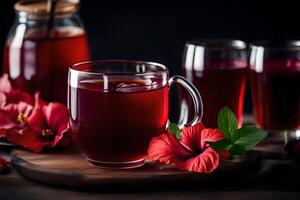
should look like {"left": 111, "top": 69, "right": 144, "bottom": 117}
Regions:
{"left": 10, "top": 149, "right": 257, "bottom": 188}
{"left": 2, "top": 148, "right": 300, "bottom": 200}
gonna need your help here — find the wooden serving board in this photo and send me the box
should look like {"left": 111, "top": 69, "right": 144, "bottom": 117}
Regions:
{"left": 10, "top": 149, "right": 259, "bottom": 188}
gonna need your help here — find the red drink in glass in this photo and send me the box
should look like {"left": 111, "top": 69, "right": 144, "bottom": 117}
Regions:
{"left": 184, "top": 65, "right": 247, "bottom": 128}
{"left": 181, "top": 40, "right": 247, "bottom": 128}
{"left": 3, "top": 28, "right": 90, "bottom": 103}
{"left": 69, "top": 80, "right": 169, "bottom": 163}
{"left": 250, "top": 59, "right": 300, "bottom": 130}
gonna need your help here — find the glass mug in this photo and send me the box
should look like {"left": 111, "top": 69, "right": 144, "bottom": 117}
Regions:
{"left": 180, "top": 40, "right": 247, "bottom": 128}
{"left": 249, "top": 41, "right": 300, "bottom": 142}
{"left": 68, "top": 60, "right": 203, "bottom": 168}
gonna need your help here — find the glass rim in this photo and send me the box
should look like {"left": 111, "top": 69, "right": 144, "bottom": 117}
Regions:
{"left": 186, "top": 39, "right": 247, "bottom": 50}
{"left": 250, "top": 40, "right": 300, "bottom": 49}
{"left": 69, "top": 60, "right": 169, "bottom": 76}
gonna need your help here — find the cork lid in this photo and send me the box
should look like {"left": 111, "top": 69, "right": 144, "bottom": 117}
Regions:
{"left": 15, "top": 0, "right": 80, "bottom": 16}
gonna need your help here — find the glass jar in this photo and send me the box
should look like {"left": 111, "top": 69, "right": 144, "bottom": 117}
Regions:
{"left": 2, "top": 0, "right": 90, "bottom": 103}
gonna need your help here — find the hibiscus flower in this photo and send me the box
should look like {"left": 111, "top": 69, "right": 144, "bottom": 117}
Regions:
{"left": 0, "top": 74, "right": 70, "bottom": 152}
{"left": 0, "top": 101, "right": 33, "bottom": 137}
{"left": 148, "top": 123, "right": 224, "bottom": 173}
{"left": 0, "top": 74, "right": 34, "bottom": 138}
{"left": 6, "top": 99, "right": 70, "bottom": 152}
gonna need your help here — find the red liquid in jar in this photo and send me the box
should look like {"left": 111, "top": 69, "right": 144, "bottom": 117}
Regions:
{"left": 69, "top": 80, "right": 169, "bottom": 162}
{"left": 3, "top": 27, "right": 90, "bottom": 103}
{"left": 250, "top": 60, "right": 300, "bottom": 130}
{"left": 183, "top": 63, "right": 247, "bottom": 128}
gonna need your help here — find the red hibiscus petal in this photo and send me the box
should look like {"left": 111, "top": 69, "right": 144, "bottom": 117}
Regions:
{"left": 0, "top": 74, "right": 12, "bottom": 94}
{"left": 148, "top": 132, "right": 191, "bottom": 164}
{"left": 180, "top": 122, "right": 205, "bottom": 152}
{"left": 6, "top": 128, "right": 51, "bottom": 153}
{"left": 0, "top": 112, "right": 15, "bottom": 130}
{"left": 43, "top": 103, "right": 69, "bottom": 134}
{"left": 2, "top": 102, "right": 33, "bottom": 123}
{"left": 5, "top": 102, "right": 33, "bottom": 117}
{"left": 43, "top": 103, "right": 69, "bottom": 130}
{"left": 7, "top": 89, "right": 33, "bottom": 105}
{"left": 0, "top": 92, "right": 6, "bottom": 108}
{"left": 33, "top": 92, "right": 48, "bottom": 108}
{"left": 27, "top": 106, "right": 46, "bottom": 132}
{"left": 175, "top": 147, "right": 220, "bottom": 173}
{"left": 200, "top": 128, "right": 224, "bottom": 149}
{"left": 27, "top": 92, "right": 48, "bottom": 131}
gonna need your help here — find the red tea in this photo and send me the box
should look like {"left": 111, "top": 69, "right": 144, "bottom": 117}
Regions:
{"left": 182, "top": 65, "right": 247, "bottom": 128}
{"left": 250, "top": 60, "right": 300, "bottom": 130}
{"left": 3, "top": 27, "right": 90, "bottom": 103}
{"left": 69, "top": 80, "right": 169, "bottom": 163}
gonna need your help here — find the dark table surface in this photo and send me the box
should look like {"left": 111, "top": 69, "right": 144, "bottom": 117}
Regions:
{"left": 1, "top": 145, "right": 300, "bottom": 200}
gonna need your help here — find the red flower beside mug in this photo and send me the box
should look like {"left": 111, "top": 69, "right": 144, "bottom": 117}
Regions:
{"left": 148, "top": 123, "right": 224, "bottom": 173}
{"left": 0, "top": 74, "right": 71, "bottom": 152}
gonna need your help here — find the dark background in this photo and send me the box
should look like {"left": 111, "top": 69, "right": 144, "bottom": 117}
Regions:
{"left": 1, "top": 0, "right": 299, "bottom": 120}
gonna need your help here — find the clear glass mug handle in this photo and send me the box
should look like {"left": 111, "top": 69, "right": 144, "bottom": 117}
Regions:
{"left": 168, "top": 75, "right": 203, "bottom": 129}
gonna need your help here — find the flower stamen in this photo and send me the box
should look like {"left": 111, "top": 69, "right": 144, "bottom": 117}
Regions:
{"left": 42, "top": 129, "right": 54, "bottom": 138}
{"left": 17, "top": 113, "right": 27, "bottom": 125}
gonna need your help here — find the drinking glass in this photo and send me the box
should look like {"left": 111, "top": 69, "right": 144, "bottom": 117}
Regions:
{"left": 249, "top": 41, "right": 300, "bottom": 143}
{"left": 180, "top": 39, "right": 247, "bottom": 128}
{"left": 68, "top": 60, "right": 203, "bottom": 168}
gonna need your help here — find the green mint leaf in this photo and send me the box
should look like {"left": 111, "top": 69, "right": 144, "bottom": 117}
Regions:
{"left": 217, "top": 107, "right": 238, "bottom": 140}
{"left": 209, "top": 139, "right": 245, "bottom": 156}
{"left": 213, "top": 107, "right": 267, "bottom": 156}
{"left": 233, "top": 125, "right": 267, "bottom": 150}
{"left": 169, "top": 123, "right": 181, "bottom": 139}
{"left": 228, "top": 144, "right": 246, "bottom": 155}
{"left": 208, "top": 139, "right": 232, "bottom": 151}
